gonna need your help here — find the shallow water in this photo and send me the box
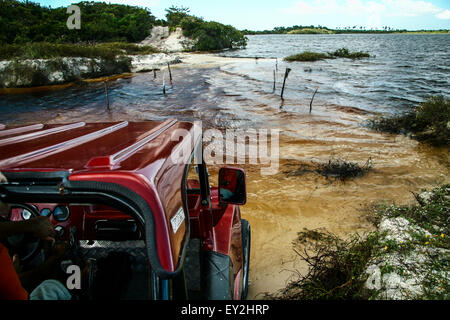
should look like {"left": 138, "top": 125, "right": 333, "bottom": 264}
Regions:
{"left": 0, "top": 34, "right": 449, "bottom": 299}
{"left": 220, "top": 34, "right": 450, "bottom": 114}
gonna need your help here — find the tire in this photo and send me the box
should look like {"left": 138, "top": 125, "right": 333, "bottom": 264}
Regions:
{"left": 241, "top": 219, "right": 251, "bottom": 300}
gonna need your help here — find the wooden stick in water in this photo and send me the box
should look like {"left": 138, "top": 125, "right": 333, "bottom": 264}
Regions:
{"left": 153, "top": 69, "right": 156, "bottom": 79}
{"left": 310, "top": 87, "right": 319, "bottom": 113}
{"left": 163, "top": 72, "right": 166, "bottom": 95}
{"left": 104, "top": 81, "right": 110, "bottom": 110}
{"left": 273, "top": 70, "right": 276, "bottom": 93}
{"left": 167, "top": 62, "right": 173, "bottom": 84}
{"left": 280, "top": 68, "right": 291, "bottom": 100}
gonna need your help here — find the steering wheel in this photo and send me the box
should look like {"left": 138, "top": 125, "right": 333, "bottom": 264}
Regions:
{"left": 7, "top": 204, "right": 45, "bottom": 266}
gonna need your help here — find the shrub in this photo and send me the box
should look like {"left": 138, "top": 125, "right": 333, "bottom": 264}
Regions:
{"left": 180, "top": 15, "right": 247, "bottom": 51}
{"left": 287, "top": 28, "right": 335, "bottom": 34}
{"left": 284, "top": 158, "right": 373, "bottom": 181}
{"left": 271, "top": 230, "right": 382, "bottom": 300}
{"left": 285, "top": 48, "right": 370, "bottom": 62}
{"left": 369, "top": 96, "right": 450, "bottom": 146}
{"left": 284, "top": 52, "right": 329, "bottom": 62}
{"left": 165, "top": 6, "right": 190, "bottom": 28}
{"left": 316, "top": 158, "right": 373, "bottom": 181}
{"left": 329, "top": 48, "right": 370, "bottom": 59}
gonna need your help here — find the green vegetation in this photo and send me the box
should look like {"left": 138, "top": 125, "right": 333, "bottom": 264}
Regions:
{"left": 369, "top": 96, "right": 450, "bottom": 146}
{"left": 316, "top": 158, "right": 373, "bottom": 181}
{"left": 242, "top": 25, "right": 450, "bottom": 35}
{"left": 0, "top": 42, "right": 158, "bottom": 61}
{"left": 0, "top": 1, "right": 157, "bottom": 44}
{"left": 166, "top": 6, "right": 247, "bottom": 51}
{"left": 329, "top": 48, "right": 370, "bottom": 59}
{"left": 165, "top": 5, "right": 191, "bottom": 30}
{"left": 268, "top": 184, "right": 450, "bottom": 300}
{"left": 285, "top": 48, "right": 371, "bottom": 62}
{"left": 284, "top": 51, "right": 329, "bottom": 62}
{"left": 0, "top": 2, "right": 247, "bottom": 55}
{"left": 0, "top": 3, "right": 247, "bottom": 87}
{"left": 243, "top": 25, "right": 335, "bottom": 35}
{"left": 395, "top": 30, "right": 450, "bottom": 34}
{"left": 287, "top": 28, "right": 335, "bottom": 35}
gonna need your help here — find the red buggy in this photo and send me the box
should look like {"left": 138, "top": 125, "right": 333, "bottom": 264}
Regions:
{"left": 0, "top": 119, "right": 251, "bottom": 300}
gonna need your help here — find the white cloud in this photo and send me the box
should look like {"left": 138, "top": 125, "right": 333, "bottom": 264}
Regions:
{"left": 382, "top": 0, "right": 442, "bottom": 17}
{"left": 279, "top": 0, "right": 447, "bottom": 28}
{"left": 436, "top": 9, "right": 450, "bottom": 20}
{"left": 279, "top": 0, "right": 387, "bottom": 28}
{"left": 281, "top": 0, "right": 444, "bottom": 16}
{"left": 280, "top": 0, "right": 388, "bottom": 16}
{"left": 280, "top": 0, "right": 337, "bottom": 15}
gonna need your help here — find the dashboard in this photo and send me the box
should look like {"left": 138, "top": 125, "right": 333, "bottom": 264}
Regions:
{"left": 8, "top": 204, "right": 141, "bottom": 241}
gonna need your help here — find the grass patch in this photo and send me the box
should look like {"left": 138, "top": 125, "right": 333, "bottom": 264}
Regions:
{"left": 287, "top": 28, "right": 335, "bottom": 34}
{"left": 328, "top": 48, "right": 370, "bottom": 59}
{"left": 0, "top": 42, "right": 159, "bottom": 61}
{"left": 369, "top": 95, "right": 450, "bottom": 147}
{"left": 284, "top": 51, "right": 329, "bottom": 62}
{"left": 316, "top": 158, "right": 373, "bottom": 181}
{"left": 285, "top": 47, "right": 370, "bottom": 62}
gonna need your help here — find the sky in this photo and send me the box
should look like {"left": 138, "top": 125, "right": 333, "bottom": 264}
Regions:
{"left": 34, "top": 0, "right": 450, "bottom": 30}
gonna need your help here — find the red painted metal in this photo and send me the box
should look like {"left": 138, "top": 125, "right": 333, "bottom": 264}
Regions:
{"left": 0, "top": 122, "right": 128, "bottom": 168}
{"left": 85, "top": 119, "right": 177, "bottom": 168}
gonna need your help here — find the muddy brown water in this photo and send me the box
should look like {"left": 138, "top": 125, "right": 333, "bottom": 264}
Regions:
{"left": 0, "top": 56, "right": 448, "bottom": 299}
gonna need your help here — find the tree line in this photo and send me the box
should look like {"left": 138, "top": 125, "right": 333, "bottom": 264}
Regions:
{"left": 242, "top": 25, "right": 449, "bottom": 35}
{"left": 0, "top": 0, "right": 159, "bottom": 44}
{"left": 0, "top": 1, "right": 247, "bottom": 51}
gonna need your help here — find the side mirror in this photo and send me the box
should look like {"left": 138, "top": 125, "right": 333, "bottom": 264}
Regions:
{"left": 218, "top": 167, "right": 246, "bottom": 205}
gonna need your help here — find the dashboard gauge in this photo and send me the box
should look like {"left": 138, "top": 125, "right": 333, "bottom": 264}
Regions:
{"left": 21, "top": 209, "right": 32, "bottom": 220}
{"left": 40, "top": 208, "right": 51, "bottom": 217}
{"left": 53, "top": 206, "right": 70, "bottom": 222}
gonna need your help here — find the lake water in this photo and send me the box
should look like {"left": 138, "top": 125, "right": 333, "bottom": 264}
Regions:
{"left": 220, "top": 34, "right": 450, "bottom": 114}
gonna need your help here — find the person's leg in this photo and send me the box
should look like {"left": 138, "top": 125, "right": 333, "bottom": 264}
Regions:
{"left": 29, "top": 279, "right": 72, "bottom": 300}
